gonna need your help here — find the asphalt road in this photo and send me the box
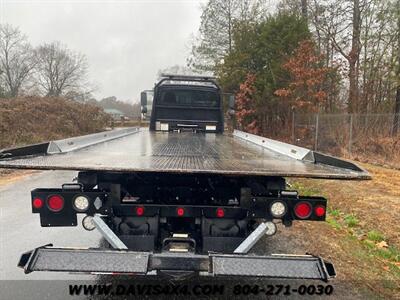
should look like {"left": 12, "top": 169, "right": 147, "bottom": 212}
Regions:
{"left": 0, "top": 170, "right": 366, "bottom": 299}
{"left": 0, "top": 170, "right": 101, "bottom": 281}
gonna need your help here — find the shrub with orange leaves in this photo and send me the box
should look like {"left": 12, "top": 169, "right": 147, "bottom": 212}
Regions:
{"left": 274, "top": 40, "right": 334, "bottom": 112}
{"left": 235, "top": 73, "right": 260, "bottom": 134}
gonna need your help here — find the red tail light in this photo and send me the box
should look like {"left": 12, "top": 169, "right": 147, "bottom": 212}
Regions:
{"left": 47, "top": 195, "right": 64, "bottom": 212}
{"left": 136, "top": 206, "right": 145, "bottom": 216}
{"left": 216, "top": 208, "right": 225, "bottom": 218}
{"left": 294, "top": 202, "right": 312, "bottom": 219}
{"left": 314, "top": 205, "right": 326, "bottom": 217}
{"left": 32, "top": 198, "right": 43, "bottom": 209}
{"left": 176, "top": 207, "right": 185, "bottom": 217}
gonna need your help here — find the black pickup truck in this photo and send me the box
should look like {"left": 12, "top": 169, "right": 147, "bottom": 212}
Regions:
{"left": 0, "top": 74, "right": 370, "bottom": 280}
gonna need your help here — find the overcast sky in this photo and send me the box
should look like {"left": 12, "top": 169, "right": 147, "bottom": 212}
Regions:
{"left": 0, "top": 0, "right": 206, "bottom": 103}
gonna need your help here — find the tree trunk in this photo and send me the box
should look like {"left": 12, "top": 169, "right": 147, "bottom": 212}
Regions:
{"left": 227, "top": 0, "right": 232, "bottom": 54}
{"left": 301, "top": 0, "right": 308, "bottom": 20}
{"left": 394, "top": 89, "right": 400, "bottom": 135}
{"left": 393, "top": 0, "right": 400, "bottom": 135}
{"left": 348, "top": 0, "right": 361, "bottom": 113}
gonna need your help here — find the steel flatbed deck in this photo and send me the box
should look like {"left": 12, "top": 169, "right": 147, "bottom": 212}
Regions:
{"left": 0, "top": 127, "right": 370, "bottom": 179}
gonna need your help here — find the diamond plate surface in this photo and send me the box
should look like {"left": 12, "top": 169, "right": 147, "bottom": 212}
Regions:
{"left": 32, "top": 248, "right": 149, "bottom": 273}
{"left": 212, "top": 255, "right": 326, "bottom": 279}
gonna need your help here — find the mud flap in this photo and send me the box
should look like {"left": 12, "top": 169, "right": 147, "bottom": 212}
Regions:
{"left": 18, "top": 246, "right": 336, "bottom": 281}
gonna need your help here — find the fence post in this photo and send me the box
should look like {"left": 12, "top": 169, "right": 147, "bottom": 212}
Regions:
{"left": 349, "top": 114, "right": 353, "bottom": 157}
{"left": 314, "top": 113, "right": 319, "bottom": 151}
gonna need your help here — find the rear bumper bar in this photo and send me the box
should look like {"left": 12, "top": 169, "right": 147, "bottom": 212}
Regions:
{"left": 18, "top": 245, "right": 336, "bottom": 281}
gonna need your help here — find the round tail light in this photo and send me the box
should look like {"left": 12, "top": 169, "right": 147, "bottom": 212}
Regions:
{"left": 216, "top": 208, "right": 225, "bottom": 218}
{"left": 136, "top": 206, "right": 145, "bottom": 216}
{"left": 176, "top": 207, "right": 185, "bottom": 217}
{"left": 32, "top": 198, "right": 43, "bottom": 209}
{"left": 314, "top": 206, "right": 326, "bottom": 217}
{"left": 294, "top": 202, "right": 312, "bottom": 219}
{"left": 47, "top": 195, "right": 64, "bottom": 212}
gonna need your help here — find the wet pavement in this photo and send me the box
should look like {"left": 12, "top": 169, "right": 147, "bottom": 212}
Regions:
{"left": 0, "top": 170, "right": 101, "bottom": 280}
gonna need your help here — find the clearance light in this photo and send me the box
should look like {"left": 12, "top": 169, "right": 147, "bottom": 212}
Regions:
{"left": 176, "top": 207, "right": 185, "bottom": 217}
{"left": 32, "top": 198, "right": 43, "bottom": 209}
{"left": 216, "top": 207, "right": 225, "bottom": 218}
{"left": 294, "top": 202, "right": 312, "bottom": 219}
{"left": 136, "top": 206, "right": 145, "bottom": 216}
{"left": 47, "top": 195, "right": 64, "bottom": 212}
{"left": 73, "top": 195, "right": 90, "bottom": 212}
{"left": 314, "top": 206, "right": 326, "bottom": 217}
{"left": 206, "top": 125, "right": 217, "bottom": 131}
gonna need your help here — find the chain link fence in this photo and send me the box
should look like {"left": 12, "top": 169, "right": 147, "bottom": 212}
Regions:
{"left": 290, "top": 112, "right": 400, "bottom": 167}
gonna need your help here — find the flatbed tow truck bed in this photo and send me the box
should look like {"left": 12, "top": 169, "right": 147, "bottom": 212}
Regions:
{"left": 0, "top": 127, "right": 369, "bottom": 179}
{"left": 1, "top": 127, "right": 369, "bottom": 281}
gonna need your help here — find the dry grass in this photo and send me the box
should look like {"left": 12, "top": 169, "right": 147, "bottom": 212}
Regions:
{"left": 290, "top": 163, "right": 400, "bottom": 297}
{"left": 350, "top": 137, "right": 400, "bottom": 169}
{"left": 0, "top": 96, "right": 111, "bottom": 149}
{"left": 0, "top": 169, "right": 38, "bottom": 186}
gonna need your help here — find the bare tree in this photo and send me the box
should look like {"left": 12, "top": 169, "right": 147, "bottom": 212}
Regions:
{"left": 0, "top": 23, "right": 35, "bottom": 97}
{"left": 188, "top": 0, "right": 266, "bottom": 72}
{"left": 309, "top": 0, "right": 369, "bottom": 113}
{"left": 34, "top": 42, "right": 88, "bottom": 97}
{"left": 348, "top": 0, "right": 361, "bottom": 113}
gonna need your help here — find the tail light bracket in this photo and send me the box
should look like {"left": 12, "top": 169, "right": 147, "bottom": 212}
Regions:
{"left": 31, "top": 188, "right": 109, "bottom": 227}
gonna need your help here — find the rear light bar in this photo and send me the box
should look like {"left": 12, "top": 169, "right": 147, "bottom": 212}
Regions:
{"left": 31, "top": 186, "right": 326, "bottom": 227}
{"left": 120, "top": 197, "right": 326, "bottom": 221}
